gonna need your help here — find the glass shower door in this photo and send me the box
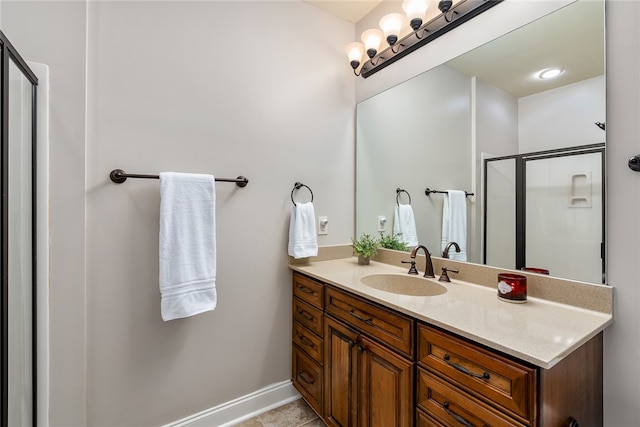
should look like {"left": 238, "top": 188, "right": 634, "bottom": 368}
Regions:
{"left": 525, "top": 152, "right": 604, "bottom": 283}
{"left": 484, "top": 157, "right": 516, "bottom": 269}
{"left": 483, "top": 146, "right": 604, "bottom": 283}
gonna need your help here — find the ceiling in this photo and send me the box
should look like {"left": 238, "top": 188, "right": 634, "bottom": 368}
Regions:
{"left": 445, "top": 1, "right": 604, "bottom": 98}
{"left": 304, "top": 0, "right": 384, "bottom": 23}
{"left": 306, "top": 0, "right": 604, "bottom": 99}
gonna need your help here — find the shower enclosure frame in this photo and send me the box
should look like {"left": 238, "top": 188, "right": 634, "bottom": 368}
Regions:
{"left": 0, "top": 31, "right": 39, "bottom": 426}
{"left": 483, "top": 143, "right": 606, "bottom": 283}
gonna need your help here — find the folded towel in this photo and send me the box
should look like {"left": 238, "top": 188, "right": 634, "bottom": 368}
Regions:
{"left": 441, "top": 190, "right": 467, "bottom": 261}
{"left": 393, "top": 204, "right": 419, "bottom": 248}
{"left": 159, "top": 172, "right": 217, "bottom": 321}
{"left": 288, "top": 202, "right": 318, "bottom": 259}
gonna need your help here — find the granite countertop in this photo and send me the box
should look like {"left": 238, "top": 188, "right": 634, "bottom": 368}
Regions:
{"left": 289, "top": 257, "right": 613, "bottom": 369}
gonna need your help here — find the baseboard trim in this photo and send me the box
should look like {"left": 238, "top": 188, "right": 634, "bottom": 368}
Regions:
{"left": 164, "top": 380, "right": 301, "bottom": 427}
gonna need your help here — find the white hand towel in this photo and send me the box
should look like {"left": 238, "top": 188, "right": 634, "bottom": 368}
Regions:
{"left": 288, "top": 202, "right": 318, "bottom": 259}
{"left": 393, "top": 204, "right": 419, "bottom": 248}
{"left": 441, "top": 190, "right": 467, "bottom": 261}
{"left": 159, "top": 172, "right": 217, "bottom": 321}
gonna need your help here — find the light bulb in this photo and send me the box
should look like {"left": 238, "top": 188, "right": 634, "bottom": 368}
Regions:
{"left": 379, "top": 13, "right": 406, "bottom": 46}
{"left": 402, "top": 0, "right": 428, "bottom": 30}
{"left": 344, "top": 42, "right": 364, "bottom": 71}
{"left": 361, "top": 28, "right": 383, "bottom": 58}
{"left": 538, "top": 68, "right": 563, "bottom": 80}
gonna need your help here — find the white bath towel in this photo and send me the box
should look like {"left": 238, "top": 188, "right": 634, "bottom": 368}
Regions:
{"left": 159, "top": 172, "right": 217, "bottom": 321}
{"left": 288, "top": 202, "right": 318, "bottom": 259}
{"left": 393, "top": 204, "right": 419, "bottom": 248}
{"left": 441, "top": 190, "right": 467, "bottom": 261}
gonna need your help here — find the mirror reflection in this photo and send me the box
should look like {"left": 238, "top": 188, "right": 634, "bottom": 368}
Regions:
{"left": 356, "top": 1, "right": 605, "bottom": 284}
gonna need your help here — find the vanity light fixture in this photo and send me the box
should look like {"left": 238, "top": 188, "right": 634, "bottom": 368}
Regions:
{"left": 538, "top": 67, "right": 564, "bottom": 80}
{"left": 346, "top": 0, "right": 503, "bottom": 78}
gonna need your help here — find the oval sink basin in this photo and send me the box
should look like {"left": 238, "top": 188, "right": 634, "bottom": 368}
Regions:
{"left": 360, "top": 274, "right": 447, "bottom": 297}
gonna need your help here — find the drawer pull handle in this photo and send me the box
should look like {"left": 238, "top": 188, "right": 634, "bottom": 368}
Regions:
{"left": 349, "top": 309, "right": 373, "bottom": 324}
{"left": 297, "top": 285, "right": 315, "bottom": 294}
{"left": 297, "top": 308, "right": 314, "bottom": 322}
{"left": 444, "top": 354, "right": 490, "bottom": 380}
{"left": 298, "top": 370, "right": 315, "bottom": 384}
{"left": 297, "top": 333, "right": 315, "bottom": 348}
{"left": 443, "top": 402, "right": 473, "bottom": 427}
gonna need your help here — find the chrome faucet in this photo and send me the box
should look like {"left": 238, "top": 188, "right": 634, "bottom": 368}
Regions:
{"left": 442, "top": 241, "right": 461, "bottom": 259}
{"left": 410, "top": 245, "right": 435, "bottom": 278}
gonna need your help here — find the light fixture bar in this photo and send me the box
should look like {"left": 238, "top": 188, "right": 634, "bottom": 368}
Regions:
{"left": 359, "top": 0, "right": 503, "bottom": 78}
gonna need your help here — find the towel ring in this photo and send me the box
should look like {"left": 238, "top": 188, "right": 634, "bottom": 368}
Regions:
{"left": 291, "top": 182, "right": 313, "bottom": 206}
{"left": 396, "top": 188, "right": 411, "bottom": 206}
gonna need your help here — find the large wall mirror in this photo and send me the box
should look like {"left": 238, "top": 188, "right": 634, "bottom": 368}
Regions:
{"left": 356, "top": 0, "right": 605, "bottom": 285}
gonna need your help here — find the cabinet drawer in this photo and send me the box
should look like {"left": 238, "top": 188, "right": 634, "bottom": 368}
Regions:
{"left": 293, "top": 273, "right": 324, "bottom": 309}
{"left": 293, "top": 297, "right": 323, "bottom": 337}
{"left": 418, "top": 324, "right": 535, "bottom": 423}
{"left": 292, "top": 345, "right": 323, "bottom": 416}
{"left": 417, "top": 369, "right": 526, "bottom": 427}
{"left": 325, "top": 286, "right": 413, "bottom": 357}
{"left": 293, "top": 321, "right": 323, "bottom": 363}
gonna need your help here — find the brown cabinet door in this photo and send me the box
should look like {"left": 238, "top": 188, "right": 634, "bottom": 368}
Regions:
{"left": 358, "top": 335, "right": 414, "bottom": 427}
{"left": 324, "top": 317, "right": 359, "bottom": 427}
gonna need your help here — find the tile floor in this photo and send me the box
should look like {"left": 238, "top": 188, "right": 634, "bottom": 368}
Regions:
{"left": 232, "top": 398, "right": 325, "bottom": 427}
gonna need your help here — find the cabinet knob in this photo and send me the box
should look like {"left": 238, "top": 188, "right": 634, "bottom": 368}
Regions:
{"left": 568, "top": 418, "right": 580, "bottom": 427}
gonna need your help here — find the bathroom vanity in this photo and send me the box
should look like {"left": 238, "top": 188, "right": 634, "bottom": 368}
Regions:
{"left": 289, "top": 252, "right": 612, "bottom": 427}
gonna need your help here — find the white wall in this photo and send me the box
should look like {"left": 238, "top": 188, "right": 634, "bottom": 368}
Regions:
{"left": 474, "top": 77, "right": 519, "bottom": 264}
{"left": 519, "top": 75, "right": 605, "bottom": 152}
{"left": 603, "top": 1, "right": 640, "bottom": 424}
{"left": 84, "top": 2, "right": 354, "bottom": 425}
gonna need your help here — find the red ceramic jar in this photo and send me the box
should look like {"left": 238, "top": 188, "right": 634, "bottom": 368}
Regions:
{"left": 497, "top": 273, "right": 527, "bottom": 303}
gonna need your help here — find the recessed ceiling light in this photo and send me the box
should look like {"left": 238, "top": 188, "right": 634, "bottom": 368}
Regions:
{"left": 538, "top": 68, "right": 563, "bottom": 80}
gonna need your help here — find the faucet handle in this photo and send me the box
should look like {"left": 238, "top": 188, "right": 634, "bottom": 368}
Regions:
{"left": 402, "top": 259, "right": 419, "bottom": 275}
{"left": 438, "top": 267, "right": 459, "bottom": 282}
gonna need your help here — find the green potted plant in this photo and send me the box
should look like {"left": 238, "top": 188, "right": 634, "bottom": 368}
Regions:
{"left": 352, "top": 233, "right": 380, "bottom": 265}
{"left": 378, "top": 232, "right": 409, "bottom": 252}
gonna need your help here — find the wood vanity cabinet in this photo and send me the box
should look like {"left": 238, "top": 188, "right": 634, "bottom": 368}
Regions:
{"left": 323, "top": 287, "right": 414, "bottom": 427}
{"left": 291, "top": 271, "right": 604, "bottom": 427}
